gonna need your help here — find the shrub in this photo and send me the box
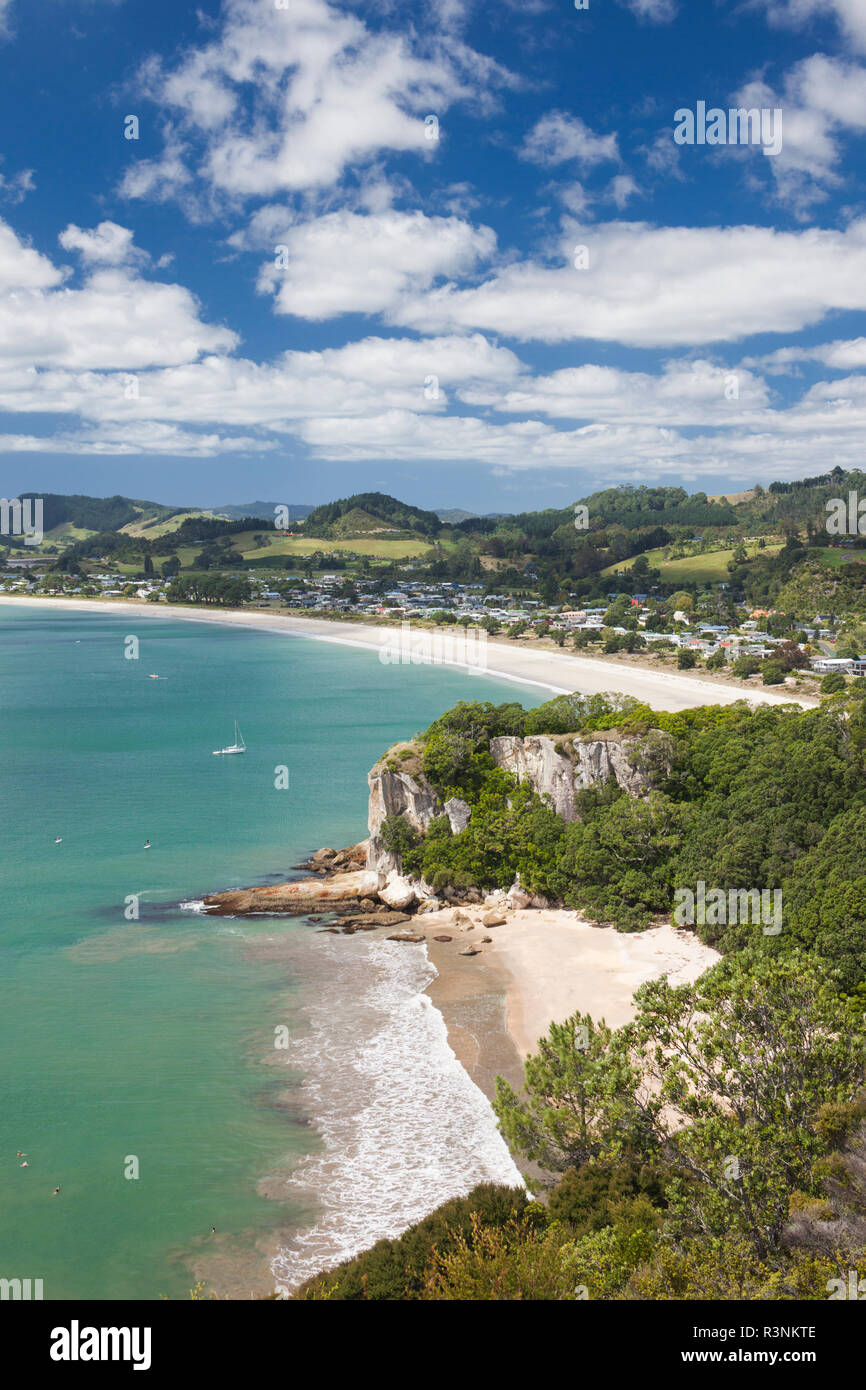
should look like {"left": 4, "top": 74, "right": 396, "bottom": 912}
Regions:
{"left": 821, "top": 671, "right": 847, "bottom": 694}
{"left": 762, "top": 660, "right": 786, "bottom": 685}
{"left": 294, "top": 1185, "right": 531, "bottom": 1300}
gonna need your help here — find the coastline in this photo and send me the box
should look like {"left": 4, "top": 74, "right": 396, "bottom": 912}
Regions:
{"left": 0, "top": 593, "right": 775, "bottom": 1292}
{"left": 0, "top": 594, "right": 816, "bottom": 711}
{"left": 420, "top": 908, "right": 719, "bottom": 1092}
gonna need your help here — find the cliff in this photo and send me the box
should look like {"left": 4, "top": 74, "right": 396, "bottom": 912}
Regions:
{"left": 489, "top": 732, "right": 654, "bottom": 820}
{"left": 204, "top": 727, "right": 667, "bottom": 917}
{"left": 365, "top": 728, "right": 665, "bottom": 872}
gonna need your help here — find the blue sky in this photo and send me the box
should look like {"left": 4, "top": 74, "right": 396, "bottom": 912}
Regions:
{"left": 0, "top": 0, "right": 865, "bottom": 511}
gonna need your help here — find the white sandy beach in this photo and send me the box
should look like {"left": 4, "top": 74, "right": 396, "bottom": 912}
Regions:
{"left": 0, "top": 595, "right": 816, "bottom": 712}
{"left": 423, "top": 907, "right": 719, "bottom": 1063}
{"left": 483, "top": 912, "right": 719, "bottom": 1055}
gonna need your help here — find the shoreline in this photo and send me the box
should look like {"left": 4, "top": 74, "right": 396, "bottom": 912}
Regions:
{"left": 0, "top": 594, "right": 776, "bottom": 1293}
{"left": 420, "top": 907, "right": 720, "bottom": 1088}
{"left": 0, "top": 594, "right": 816, "bottom": 711}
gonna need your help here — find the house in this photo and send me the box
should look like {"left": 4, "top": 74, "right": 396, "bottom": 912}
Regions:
{"left": 811, "top": 657, "right": 853, "bottom": 674}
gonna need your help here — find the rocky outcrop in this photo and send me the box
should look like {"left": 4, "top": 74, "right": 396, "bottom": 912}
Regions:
{"left": 368, "top": 766, "right": 442, "bottom": 837}
{"left": 204, "top": 869, "right": 384, "bottom": 917}
{"left": 444, "top": 797, "right": 472, "bottom": 834}
{"left": 489, "top": 734, "right": 652, "bottom": 821}
{"left": 366, "top": 765, "right": 444, "bottom": 874}
{"left": 379, "top": 871, "right": 418, "bottom": 911}
{"left": 573, "top": 737, "right": 650, "bottom": 798}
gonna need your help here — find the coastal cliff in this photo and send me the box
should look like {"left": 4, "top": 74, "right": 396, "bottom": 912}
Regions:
{"left": 488, "top": 732, "right": 655, "bottom": 820}
{"left": 203, "top": 723, "right": 667, "bottom": 918}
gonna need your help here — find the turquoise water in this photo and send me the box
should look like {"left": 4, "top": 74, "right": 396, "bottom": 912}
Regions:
{"left": 0, "top": 606, "right": 544, "bottom": 1300}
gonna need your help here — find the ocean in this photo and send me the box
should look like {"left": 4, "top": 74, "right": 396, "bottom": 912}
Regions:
{"left": 0, "top": 605, "right": 541, "bottom": 1299}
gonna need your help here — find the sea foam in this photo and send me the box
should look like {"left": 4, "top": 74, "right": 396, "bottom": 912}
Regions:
{"left": 270, "top": 933, "right": 523, "bottom": 1293}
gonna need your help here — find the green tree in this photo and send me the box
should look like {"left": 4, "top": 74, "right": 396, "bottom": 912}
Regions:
{"left": 821, "top": 671, "right": 847, "bottom": 694}
{"left": 493, "top": 1013, "right": 647, "bottom": 1175}
{"left": 761, "top": 660, "right": 786, "bottom": 685}
{"left": 631, "top": 952, "right": 866, "bottom": 1257}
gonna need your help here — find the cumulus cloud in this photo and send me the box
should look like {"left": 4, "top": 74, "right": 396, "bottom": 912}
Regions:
{"left": 460, "top": 358, "right": 770, "bottom": 426}
{"left": 0, "top": 216, "right": 236, "bottom": 369}
{"left": 0, "top": 334, "right": 523, "bottom": 427}
{"left": 123, "top": 0, "right": 513, "bottom": 204}
{"left": 255, "top": 209, "right": 497, "bottom": 319}
{"left": 521, "top": 112, "right": 619, "bottom": 169}
{"left": 388, "top": 218, "right": 866, "bottom": 347}
{"left": 59, "top": 221, "right": 144, "bottom": 266}
{"left": 757, "top": 0, "right": 866, "bottom": 53}
{"left": 734, "top": 55, "right": 866, "bottom": 213}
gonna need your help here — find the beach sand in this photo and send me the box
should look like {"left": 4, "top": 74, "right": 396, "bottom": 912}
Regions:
{"left": 0, "top": 594, "right": 757, "bottom": 1289}
{"left": 0, "top": 595, "right": 815, "bottom": 712}
{"left": 420, "top": 906, "right": 719, "bottom": 1090}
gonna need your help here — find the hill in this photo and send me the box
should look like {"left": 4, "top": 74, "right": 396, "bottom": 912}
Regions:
{"left": 212, "top": 501, "right": 314, "bottom": 522}
{"left": 304, "top": 491, "right": 442, "bottom": 538}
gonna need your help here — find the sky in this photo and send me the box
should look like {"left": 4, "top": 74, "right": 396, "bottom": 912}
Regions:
{"left": 0, "top": 0, "right": 865, "bottom": 512}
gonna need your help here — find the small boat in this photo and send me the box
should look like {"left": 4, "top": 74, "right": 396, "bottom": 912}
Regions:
{"left": 213, "top": 721, "right": 246, "bottom": 756}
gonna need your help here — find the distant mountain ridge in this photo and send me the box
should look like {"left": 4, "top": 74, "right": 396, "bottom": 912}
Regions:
{"left": 212, "top": 501, "right": 315, "bottom": 521}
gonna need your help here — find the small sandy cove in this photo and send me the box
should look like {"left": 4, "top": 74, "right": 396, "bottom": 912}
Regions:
{"left": 420, "top": 906, "right": 720, "bottom": 1096}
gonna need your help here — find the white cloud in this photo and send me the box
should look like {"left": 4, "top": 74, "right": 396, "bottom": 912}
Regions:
{"left": 618, "top": 0, "right": 678, "bottom": 19}
{"left": 757, "top": 0, "right": 866, "bottom": 53}
{"left": 0, "top": 165, "right": 34, "bottom": 203}
{"left": 0, "top": 422, "right": 270, "bottom": 457}
{"left": 125, "top": 0, "right": 512, "bottom": 203}
{"left": 747, "top": 336, "right": 866, "bottom": 372}
{"left": 0, "top": 333, "right": 523, "bottom": 426}
{"left": 605, "top": 174, "right": 641, "bottom": 208}
{"left": 256, "top": 209, "right": 496, "bottom": 319}
{"left": 735, "top": 55, "right": 866, "bottom": 212}
{"left": 521, "top": 112, "right": 619, "bottom": 169}
{"left": 0, "top": 217, "right": 236, "bottom": 369}
{"left": 389, "top": 218, "right": 866, "bottom": 347}
{"left": 58, "top": 221, "right": 143, "bottom": 266}
{"left": 460, "top": 358, "right": 770, "bottom": 426}
{"left": 0, "top": 221, "right": 63, "bottom": 292}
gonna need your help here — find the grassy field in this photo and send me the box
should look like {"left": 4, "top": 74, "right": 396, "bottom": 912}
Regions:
{"left": 604, "top": 541, "right": 783, "bottom": 584}
{"left": 162, "top": 531, "right": 436, "bottom": 566}
{"left": 812, "top": 546, "right": 866, "bottom": 570}
{"left": 42, "top": 522, "right": 96, "bottom": 546}
{"left": 118, "top": 510, "right": 221, "bottom": 539}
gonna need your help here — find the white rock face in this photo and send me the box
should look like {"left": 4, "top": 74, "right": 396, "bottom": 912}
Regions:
{"left": 506, "top": 880, "right": 533, "bottom": 910}
{"left": 368, "top": 767, "right": 443, "bottom": 837}
{"left": 366, "top": 766, "right": 444, "bottom": 874}
{"left": 489, "top": 734, "right": 649, "bottom": 821}
{"left": 444, "top": 797, "right": 472, "bottom": 834}
{"left": 483, "top": 890, "right": 508, "bottom": 909}
{"left": 379, "top": 872, "right": 418, "bottom": 911}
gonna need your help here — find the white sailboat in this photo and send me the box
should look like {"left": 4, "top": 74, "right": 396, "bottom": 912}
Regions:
{"left": 213, "top": 720, "right": 246, "bottom": 756}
